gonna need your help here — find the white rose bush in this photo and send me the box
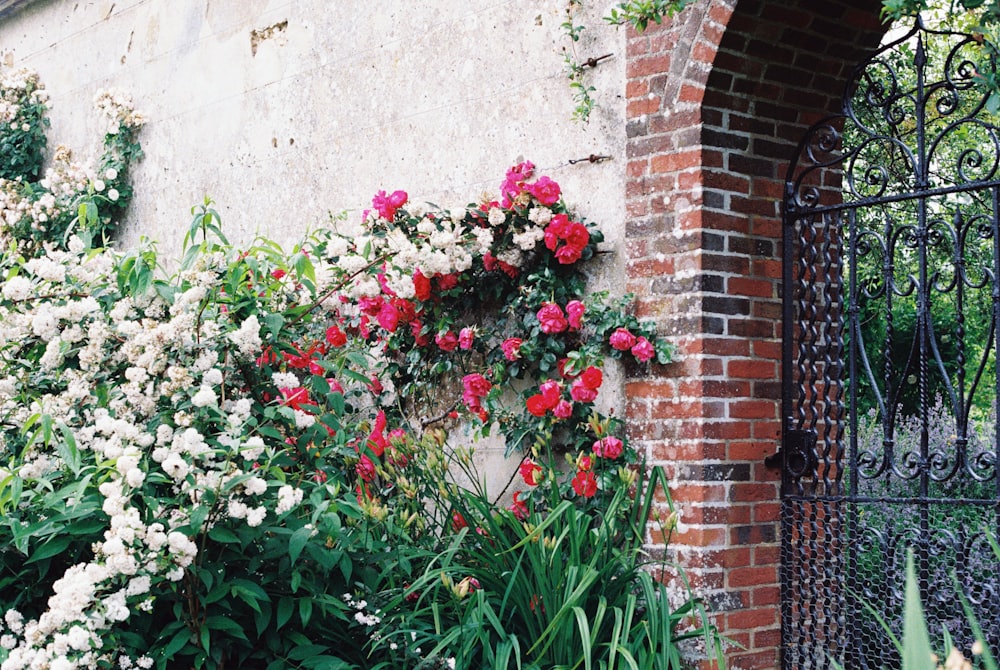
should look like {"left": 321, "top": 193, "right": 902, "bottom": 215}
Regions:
{"left": 0, "top": 61, "right": 723, "bottom": 670}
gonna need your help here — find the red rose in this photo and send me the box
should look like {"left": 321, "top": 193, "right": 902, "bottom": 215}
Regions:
{"left": 376, "top": 302, "right": 400, "bottom": 332}
{"left": 326, "top": 325, "right": 347, "bottom": 347}
{"left": 459, "top": 327, "right": 475, "bottom": 350}
{"left": 509, "top": 491, "right": 529, "bottom": 521}
{"left": 413, "top": 270, "right": 432, "bottom": 301}
{"left": 410, "top": 320, "right": 430, "bottom": 347}
{"left": 570, "top": 380, "right": 598, "bottom": 403}
{"left": 526, "top": 394, "right": 549, "bottom": 416}
{"left": 539, "top": 380, "right": 561, "bottom": 406}
{"left": 579, "top": 366, "right": 603, "bottom": 391}
{"left": 462, "top": 373, "right": 492, "bottom": 411}
{"left": 356, "top": 455, "right": 376, "bottom": 482}
{"left": 435, "top": 330, "right": 459, "bottom": 352}
{"left": 436, "top": 273, "right": 459, "bottom": 291}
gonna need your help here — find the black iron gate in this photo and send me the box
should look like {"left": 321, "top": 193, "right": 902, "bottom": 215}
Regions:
{"left": 781, "top": 17, "right": 1000, "bottom": 669}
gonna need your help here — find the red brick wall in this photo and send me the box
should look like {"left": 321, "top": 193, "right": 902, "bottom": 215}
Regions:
{"left": 624, "top": 1, "right": 885, "bottom": 667}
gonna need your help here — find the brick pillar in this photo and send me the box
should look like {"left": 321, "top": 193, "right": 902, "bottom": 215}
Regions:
{"left": 624, "top": 1, "right": 885, "bottom": 667}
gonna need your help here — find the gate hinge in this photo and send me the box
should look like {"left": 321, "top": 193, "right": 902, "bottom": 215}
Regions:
{"left": 765, "top": 429, "right": 817, "bottom": 478}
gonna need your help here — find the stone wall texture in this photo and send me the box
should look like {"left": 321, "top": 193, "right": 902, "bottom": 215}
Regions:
{"left": 0, "top": 0, "right": 899, "bottom": 667}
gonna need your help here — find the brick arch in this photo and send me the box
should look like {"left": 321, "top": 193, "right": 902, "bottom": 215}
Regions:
{"left": 624, "top": 1, "right": 886, "bottom": 667}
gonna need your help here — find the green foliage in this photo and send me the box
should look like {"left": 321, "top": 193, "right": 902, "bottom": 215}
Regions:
{"left": 605, "top": 0, "right": 696, "bottom": 31}
{"left": 375, "top": 466, "right": 723, "bottom": 669}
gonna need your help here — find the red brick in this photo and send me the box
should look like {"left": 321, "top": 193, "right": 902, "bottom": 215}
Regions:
{"left": 703, "top": 421, "right": 752, "bottom": 440}
{"left": 626, "top": 79, "right": 650, "bottom": 99}
{"left": 753, "top": 502, "right": 781, "bottom": 523}
{"left": 752, "top": 587, "right": 781, "bottom": 608}
{"left": 627, "top": 54, "right": 671, "bottom": 78}
{"left": 692, "top": 39, "right": 718, "bottom": 65}
{"left": 728, "top": 441, "right": 770, "bottom": 460}
{"left": 679, "top": 83, "right": 705, "bottom": 103}
{"left": 728, "top": 277, "right": 775, "bottom": 298}
{"left": 727, "top": 649, "right": 780, "bottom": 670}
{"left": 670, "top": 526, "right": 728, "bottom": 548}
{"left": 730, "top": 400, "right": 778, "bottom": 419}
{"left": 752, "top": 340, "right": 782, "bottom": 360}
{"left": 754, "top": 545, "right": 780, "bottom": 566}
{"left": 672, "top": 484, "right": 727, "bottom": 504}
{"left": 651, "top": 149, "right": 701, "bottom": 173}
{"left": 730, "top": 483, "right": 778, "bottom": 502}
{"left": 727, "top": 607, "right": 780, "bottom": 630}
{"left": 728, "top": 566, "right": 778, "bottom": 589}
{"left": 628, "top": 97, "right": 662, "bottom": 115}
{"left": 727, "top": 358, "right": 778, "bottom": 379}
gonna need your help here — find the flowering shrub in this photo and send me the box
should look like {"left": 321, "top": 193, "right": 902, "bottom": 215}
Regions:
{"left": 0, "top": 66, "right": 714, "bottom": 669}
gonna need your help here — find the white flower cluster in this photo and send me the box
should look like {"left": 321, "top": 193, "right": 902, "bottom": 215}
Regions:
{"left": 0, "top": 62, "right": 46, "bottom": 126}
{"left": 93, "top": 89, "right": 145, "bottom": 135}
{"left": 0, "top": 239, "right": 334, "bottom": 669}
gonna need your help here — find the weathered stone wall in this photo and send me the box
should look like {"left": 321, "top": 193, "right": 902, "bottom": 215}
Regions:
{"left": 0, "top": 0, "right": 626, "bottom": 263}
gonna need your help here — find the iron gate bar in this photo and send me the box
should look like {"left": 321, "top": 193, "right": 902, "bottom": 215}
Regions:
{"left": 780, "top": 14, "right": 1000, "bottom": 670}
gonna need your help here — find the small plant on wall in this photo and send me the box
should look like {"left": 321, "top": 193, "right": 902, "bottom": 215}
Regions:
{"left": 0, "top": 58, "right": 144, "bottom": 254}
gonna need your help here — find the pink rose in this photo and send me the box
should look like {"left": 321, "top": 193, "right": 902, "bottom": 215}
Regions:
{"left": 356, "top": 455, "right": 376, "bottom": 482}
{"left": 435, "top": 330, "right": 459, "bottom": 352}
{"left": 631, "top": 336, "right": 655, "bottom": 362}
{"left": 526, "top": 175, "right": 561, "bottom": 205}
{"left": 459, "top": 327, "right": 475, "bottom": 350}
{"left": 539, "top": 380, "right": 562, "bottom": 407}
{"left": 462, "top": 373, "right": 492, "bottom": 410}
{"left": 501, "top": 337, "right": 523, "bottom": 361}
{"left": 376, "top": 302, "right": 400, "bottom": 332}
{"left": 570, "top": 379, "right": 598, "bottom": 403}
{"left": 609, "top": 328, "right": 637, "bottom": 351}
{"left": 537, "top": 303, "right": 568, "bottom": 334}
{"left": 593, "top": 436, "right": 624, "bottom": 459}
{"left": 553, "top": 399, "right": 573, "bottom": 419}
{"left": 372, "top": 189, "right": 408, "bottom": 220}
{"left": 566, "top": 300, "right": 585, "bottom": 330}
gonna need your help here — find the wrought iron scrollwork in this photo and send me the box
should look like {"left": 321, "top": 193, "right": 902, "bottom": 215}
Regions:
{"left": 781, "top": 14, "right": 1000, "bottom": 670}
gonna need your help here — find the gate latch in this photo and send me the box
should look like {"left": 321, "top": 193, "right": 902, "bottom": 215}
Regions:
{"left": 764, "top": 429, "right": 817, "bottom": 478}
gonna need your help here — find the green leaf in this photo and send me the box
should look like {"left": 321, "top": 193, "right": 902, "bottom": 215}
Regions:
{"left": 289, "top": 525, "right": 312, "bottom": 564}
{"left": 207, "top": 525, "right": 241, "bottom": 544}
{"left": 24, "top": 534, "right": 72, "bottom": 564}
{"left": 299, "top": 597, "right": 313, "bottom": 626}
{"left": 204, "top": 615, "right": 249, "bottom": 642}
{"left": 263, "top": 313, "right": 285, "bottom": 338}
{"left": 902, "top": 550, "right": 936, "bottom": 670}
{"left": 161, "top": 627, "right": 193, "bottom": 660}
{"left": 276, "top": 597, "right": 294, "bottom": 630}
